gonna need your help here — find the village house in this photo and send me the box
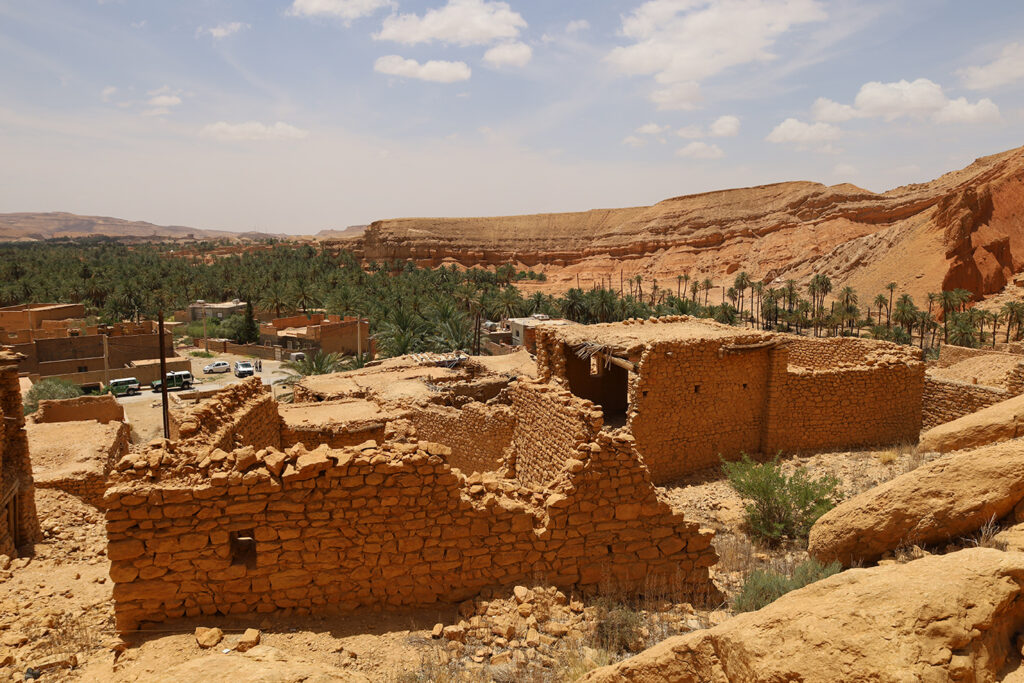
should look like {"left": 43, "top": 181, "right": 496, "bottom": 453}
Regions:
{"left": 258, "top": 313, "right": 371, "bottom": 357}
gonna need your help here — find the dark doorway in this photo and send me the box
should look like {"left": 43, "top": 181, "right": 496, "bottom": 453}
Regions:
{"left": 564, "top": 347, "right": 629, "bottom": 422}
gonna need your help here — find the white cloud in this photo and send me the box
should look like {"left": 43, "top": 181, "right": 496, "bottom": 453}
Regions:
{"left": 959, "top": 43, "right": 1024, "bottom": 90}
{"left": 200, "top": 121, "right": 309, "bottom": 142}
{"left": 483, "top": 41, "right": 532, "bottom": 68}
{"left": 100, "top": 86, "right": 117, "bottom": 102}
{"left": 813, "top": 79, "right": 1000, "bottom": 125}
{"left": 675, "top": 124, "right": 704, "bottom": 139}
{"left": 622, "top": 135, "right": 646, "bottom": 148}
{"left": 649, "top": 82, "right": 702, "bottom": 111}
{"left": 376, "top": 0, "right": 526, "bottom": 47}
{"left": 709, "top": 114, "right": 740, "bottom": 137}
{"left": 566, "top": 19, "right": 590, "bottom": 34}
{"left": 811, "top": 97, "right": 858, "bottom": 122}
{"left": 143, "top": 86, "right": 183, "bottom": 117}
{"left": 933, "top": 96, "right": 1001, "bottom": 124}
{"left": 289, "top": 0, "right": 393, "bottom": 22}
{"left": 677, "top": 141, "right": 724, "bottom": 159}
{"left": 636, "top": 123, "right": 668, "bottom": 135}
{"left": 199, "top": 22, "right": 250, "bottom": 39}
{"left": 608, "top": 0, "right": 826, "bottom": 109}
{"left": 374, "top": 55, "right": 472, "bottom": 83}
{"left": 766, "top": 117, "right": 840, "bottom": 144}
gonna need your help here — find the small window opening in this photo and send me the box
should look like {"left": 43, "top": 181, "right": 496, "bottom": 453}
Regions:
{"left": 742, "top": 383, "right": 748, "bottom": 390}
{"left": 694, "top": 385, "right": 700, "bottom": 393}
{"left": 230, "top": 529, "right": 257, "bottom": 569}
{"left": 78, "top": 366, "right": 88, "bottom": 373}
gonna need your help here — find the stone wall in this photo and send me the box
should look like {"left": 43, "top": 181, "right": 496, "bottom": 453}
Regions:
{"left": 0, "top": 351, "right": 41, "bottom": 557}
{"left": 535, "top": 320, "right": 925, "bottom": 483}
{"left": 767, "top": 355, "right": 925, "bottom": 453}
{"left": 786, "top": 336, "right": 908, "bottom": 370}
{"left": 280, "top": 420, "right": 388, "bottom": 451}
{"left": 34, "top": 394, "right": 125, "bottom": 425}
{"left": 34, "top": 421, "right": 130, "bottom": 507}
{"left": 407, "top": 402, "right": 515, "bottom": 475}
{"left": 628, "top": 338, "right": 773, "bottom": 482}
{"left": 104, "top": 433, "right": 718, "bottom": 633}
{"left": 508, "top": 381, "right": 602, "bottom": 488}
{"left": 172, "top": 379, "right": 282, "bottom": 453}
{"left": 922, "top": 376, "right": 1009, "bottom": 430}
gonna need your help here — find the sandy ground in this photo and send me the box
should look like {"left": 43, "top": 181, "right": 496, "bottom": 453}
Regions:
{"left": 928, "top": 353, "right": 1022, "bottom": 388}
{"left": 26, "top": 421, "right": 122, "bottom": 481}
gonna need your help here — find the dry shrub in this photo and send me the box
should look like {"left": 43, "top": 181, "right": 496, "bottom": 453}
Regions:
{"left": 875, "top": 449, "right": 897, "bottom": 465}
{"left": 713, "top": 533, "right": 757, "bottom": 575}
{"left": 966, "top": 515, "right": 1007, "bottom": 551}
{"left": 37, "top": 612, "right": 99, "bottom": 658}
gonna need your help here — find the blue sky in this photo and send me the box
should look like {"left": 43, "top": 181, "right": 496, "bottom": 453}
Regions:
{"left": 1, "top": 0, "right": 1022, "bottom": 234}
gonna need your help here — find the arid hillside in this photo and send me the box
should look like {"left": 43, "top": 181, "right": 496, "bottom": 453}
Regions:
{"left": 0, "top": 212, "right": 265, "bottom": 242}
{"left": 353, "top": 145, "right": 1024, "bottom": 301}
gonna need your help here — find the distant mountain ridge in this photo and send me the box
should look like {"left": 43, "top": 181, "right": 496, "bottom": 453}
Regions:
{"left": 0, "top": 212, "right": 276, "bottom": 241}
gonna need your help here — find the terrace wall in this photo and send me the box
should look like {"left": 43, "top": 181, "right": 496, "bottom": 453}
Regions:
{"left": 921, "top": 376, "right": 1009, "bottom": 430}
{"left": 104, "top": 433, "right": 718, "bottom": 633}
{"left": 0, "top": 353, "right": 41, "bottom": 557}
{"left": 34, "top": 421, "right": 130, "bottom": 507}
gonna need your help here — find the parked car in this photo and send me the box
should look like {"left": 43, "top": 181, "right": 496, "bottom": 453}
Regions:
{"left": 203, "top": 360, "right": 230, "bottom": 374}
{"left": 107, "top": 377, "right": 140, "bottom": 397}
{"left": 151, "top": 371, "right": 193, "bottom": 392}
{"left": 234, "top": 361, "right": 254, "bottom": 378}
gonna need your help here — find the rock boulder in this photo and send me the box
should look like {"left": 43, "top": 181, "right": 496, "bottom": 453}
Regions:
{"left": 809, "top": 439, "right": 1024, "bottom": 566}
{"left": 581, "top": 549, "right": 1024, "bottom": 683}
{"left": 919, "top": 392, "right": 1024, "bottom": 453}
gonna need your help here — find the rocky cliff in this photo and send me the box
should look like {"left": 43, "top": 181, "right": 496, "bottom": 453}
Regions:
{"left": 348, "top": 145, "right": 1024, "bottom": 300}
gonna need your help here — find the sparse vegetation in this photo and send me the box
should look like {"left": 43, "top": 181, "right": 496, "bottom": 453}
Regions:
{"left": 723, "top": 455, "right": 841, "bottom": 546}
{"left": 189, "top": 350, "right": 214, "bottom": 358}
{"left": 592, "top": 599, "right": 644, "bottom": 654}
{"left": 732, "top": 558, "right": 841, "bottom": 613}
{"left": 23, "top": 378, "right": 84, "bottom": 415}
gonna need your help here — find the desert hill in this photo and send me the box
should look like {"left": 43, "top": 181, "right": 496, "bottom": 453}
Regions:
{"left": 0, "top": 212, "right": 255, "bottom": 242}
{"left": 353, "top": 145, "right": 1024, "bottom": 301}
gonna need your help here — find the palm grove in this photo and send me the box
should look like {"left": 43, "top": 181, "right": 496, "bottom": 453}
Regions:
{"left": 1, "top": 239, "right": 1022, "bottom": 362}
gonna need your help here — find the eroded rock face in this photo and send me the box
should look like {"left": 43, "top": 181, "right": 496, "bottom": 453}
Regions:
{"left": 338, "top": 145, "right": 1024, "bottom": 302}
{"left": 809, "top": 440, "right": 1024, "bottom": 566}
{"left": 919, "top": 392, "right": 1024, "bottom": 453}
{"left": 581, "top": 549, "right": 1024, "bottom": 683}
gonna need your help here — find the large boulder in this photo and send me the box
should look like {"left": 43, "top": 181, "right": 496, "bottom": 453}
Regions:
{"left": 809, "top": 439, "right": 1024, "bottom": 566}
{"left": 581, "top": 549, "right": 1024, "bottom": 683}
{"left": 920, "top": 392, "right": 1024, "bottom": 453}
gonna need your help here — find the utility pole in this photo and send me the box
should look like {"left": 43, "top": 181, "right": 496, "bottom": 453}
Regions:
{"left": 158, "top": 311, "right": 170, "bottom": 440}
{"left": 197, "top": 300, "right": 209, "bottom": 353}
{"left": 102, "top": 334, "right": 110, "bottom": 388}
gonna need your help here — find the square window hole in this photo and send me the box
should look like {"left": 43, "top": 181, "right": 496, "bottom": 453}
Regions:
{"left": 230, "top": 529, "right": 257, "bottom": 569}
{"left": 694, "top": 385, "right": 700, "bottom": 393}
{"left": 742, "top": 383, "right": 748, "bottom": 390}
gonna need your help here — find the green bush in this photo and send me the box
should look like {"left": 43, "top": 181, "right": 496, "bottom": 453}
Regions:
{"left": 733, "top": 559, "right": 841, "bottom": 613}
{"left": 23, "top": 378, "right": 84, "bottom": 415}
{"left": 723, "top": 455, "right": 840, "bottom": 545}
{"left": 190, "top": 350, "right": 214, "bottom": 358}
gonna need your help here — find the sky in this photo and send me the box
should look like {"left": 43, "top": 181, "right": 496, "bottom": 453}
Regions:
{"left": 1, "top": 0, "right": 1023, "bottom": 234}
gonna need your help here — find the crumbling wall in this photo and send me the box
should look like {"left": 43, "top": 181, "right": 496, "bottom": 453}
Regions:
{"left": 408, "top": 402, "right": 515, "bottom": 475}
{"left": 922, "top": 376, "right": 1009, "bottom": 430}
{"left": 281, "top": 420, "right": 387, "bottom": 451}
{"left": 0, "top": 351, "right": 41, "bottom": 556}
{"left": 34, "top": 394, "right": 125, "bottom": 425}
{"left": 173, "top": 379, "right": 282, "bottom": 453}
{"left": 509, "top": 381, "right": 602, "bottom": 488}
{"left": 104, "top": 433, "right": 718, "bottom": 633}
{"left": 34, "top": 421, "right": 130, "bottom": 507}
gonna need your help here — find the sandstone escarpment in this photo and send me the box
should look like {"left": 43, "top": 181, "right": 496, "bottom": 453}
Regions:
{"left": 342, "top": 145, "right": 1024, "bottom": 302}
{"left": 581, "top": 548, "right": 1024, "bottom": 683}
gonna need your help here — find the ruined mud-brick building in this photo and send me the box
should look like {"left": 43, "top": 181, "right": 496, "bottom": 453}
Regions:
{"left": 0, "top": 350, "right": 40, "bottom": 557}
{"left": 104, "top": 379, "right": 719, "bottom": 632}
{"left": 534, "top": 316, "right": 925, "bottom": 483}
